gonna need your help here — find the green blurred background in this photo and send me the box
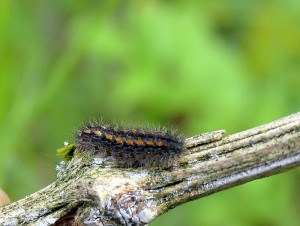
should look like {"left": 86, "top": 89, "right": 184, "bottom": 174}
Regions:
{"left": 0, "top": 0, "right": 299, "bottom": 225}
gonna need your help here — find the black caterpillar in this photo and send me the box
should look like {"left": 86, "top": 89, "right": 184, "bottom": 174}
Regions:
{"left": 76, "top": 122, "right": 183, "bottom": 168}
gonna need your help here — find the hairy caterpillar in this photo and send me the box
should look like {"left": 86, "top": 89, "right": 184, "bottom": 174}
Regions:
{"left": 76, "top": 122, "right": 183, "bottom": 168}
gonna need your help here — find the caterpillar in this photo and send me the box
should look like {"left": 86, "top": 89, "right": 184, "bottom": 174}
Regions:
{"left": 76, "top": 122, "right": 183, "bottom": 168}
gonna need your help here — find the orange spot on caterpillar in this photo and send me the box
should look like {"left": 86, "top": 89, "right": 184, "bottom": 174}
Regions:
{"left": 157, "top": 141, "right": 164, "bottom": 147}
{"left": 141, "top": 131, "right": 146, "bottom": 135}
{"left": 84, "top": 129, "right": 91, "bottom": 134}
{"left": 94, "top": 130, "right": 101, "bottom": 135}
{"left": 147, "top": 141, "right": 154, "bottom": 146}
{"left": 159, "top": 132, "right": 165, "bottom": 136}
{"left": 126, "top": 139, "right": 133, "bottom": 145}
{"left": 123, "top": 130, "right": 128, "bottom": 133}
{"left": 136, "top": 139, "right": 143, "bottom": 146}
{"left": 105, "top": 134, "right": 113, "bottom": 140}
{"left": 115, "top": 137, "right": 123, "bottom": 143}
{"left": 132, "top": 130, "right": 137, "bottom": 134}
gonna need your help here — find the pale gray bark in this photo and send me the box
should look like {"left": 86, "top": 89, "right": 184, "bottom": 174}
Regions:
{"left": 0, "top": 112, "right": 299, "bottom": 225}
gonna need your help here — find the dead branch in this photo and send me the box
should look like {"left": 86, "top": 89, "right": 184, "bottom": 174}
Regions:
{"left": 0, "top": 112, "right": 299, "bottom": 225}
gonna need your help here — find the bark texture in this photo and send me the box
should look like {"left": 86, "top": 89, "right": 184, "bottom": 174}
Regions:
{"left": 0, "top": 112, "right": 299, "bottom": 225}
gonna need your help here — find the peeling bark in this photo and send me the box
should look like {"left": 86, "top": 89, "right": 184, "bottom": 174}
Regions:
{"left": 0, "top": 112, "right": 299, "bottom": 225}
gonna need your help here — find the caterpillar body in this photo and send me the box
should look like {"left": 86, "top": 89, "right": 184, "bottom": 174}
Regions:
{"left": 76, "top": 122, "right": 183, "bottom": 168}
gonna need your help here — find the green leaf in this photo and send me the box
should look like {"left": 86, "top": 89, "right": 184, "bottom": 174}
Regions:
{"left": 57, "top": 144, "right": 76, "bottom": 162}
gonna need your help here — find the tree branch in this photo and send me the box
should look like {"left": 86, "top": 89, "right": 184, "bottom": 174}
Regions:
{"left": 0, "top": 112, "right": 299, "bottom": 225}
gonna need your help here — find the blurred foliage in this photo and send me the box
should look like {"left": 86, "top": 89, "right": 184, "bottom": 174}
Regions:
{"left": 0, "top": 0, "right": 299, "bottom": 225}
